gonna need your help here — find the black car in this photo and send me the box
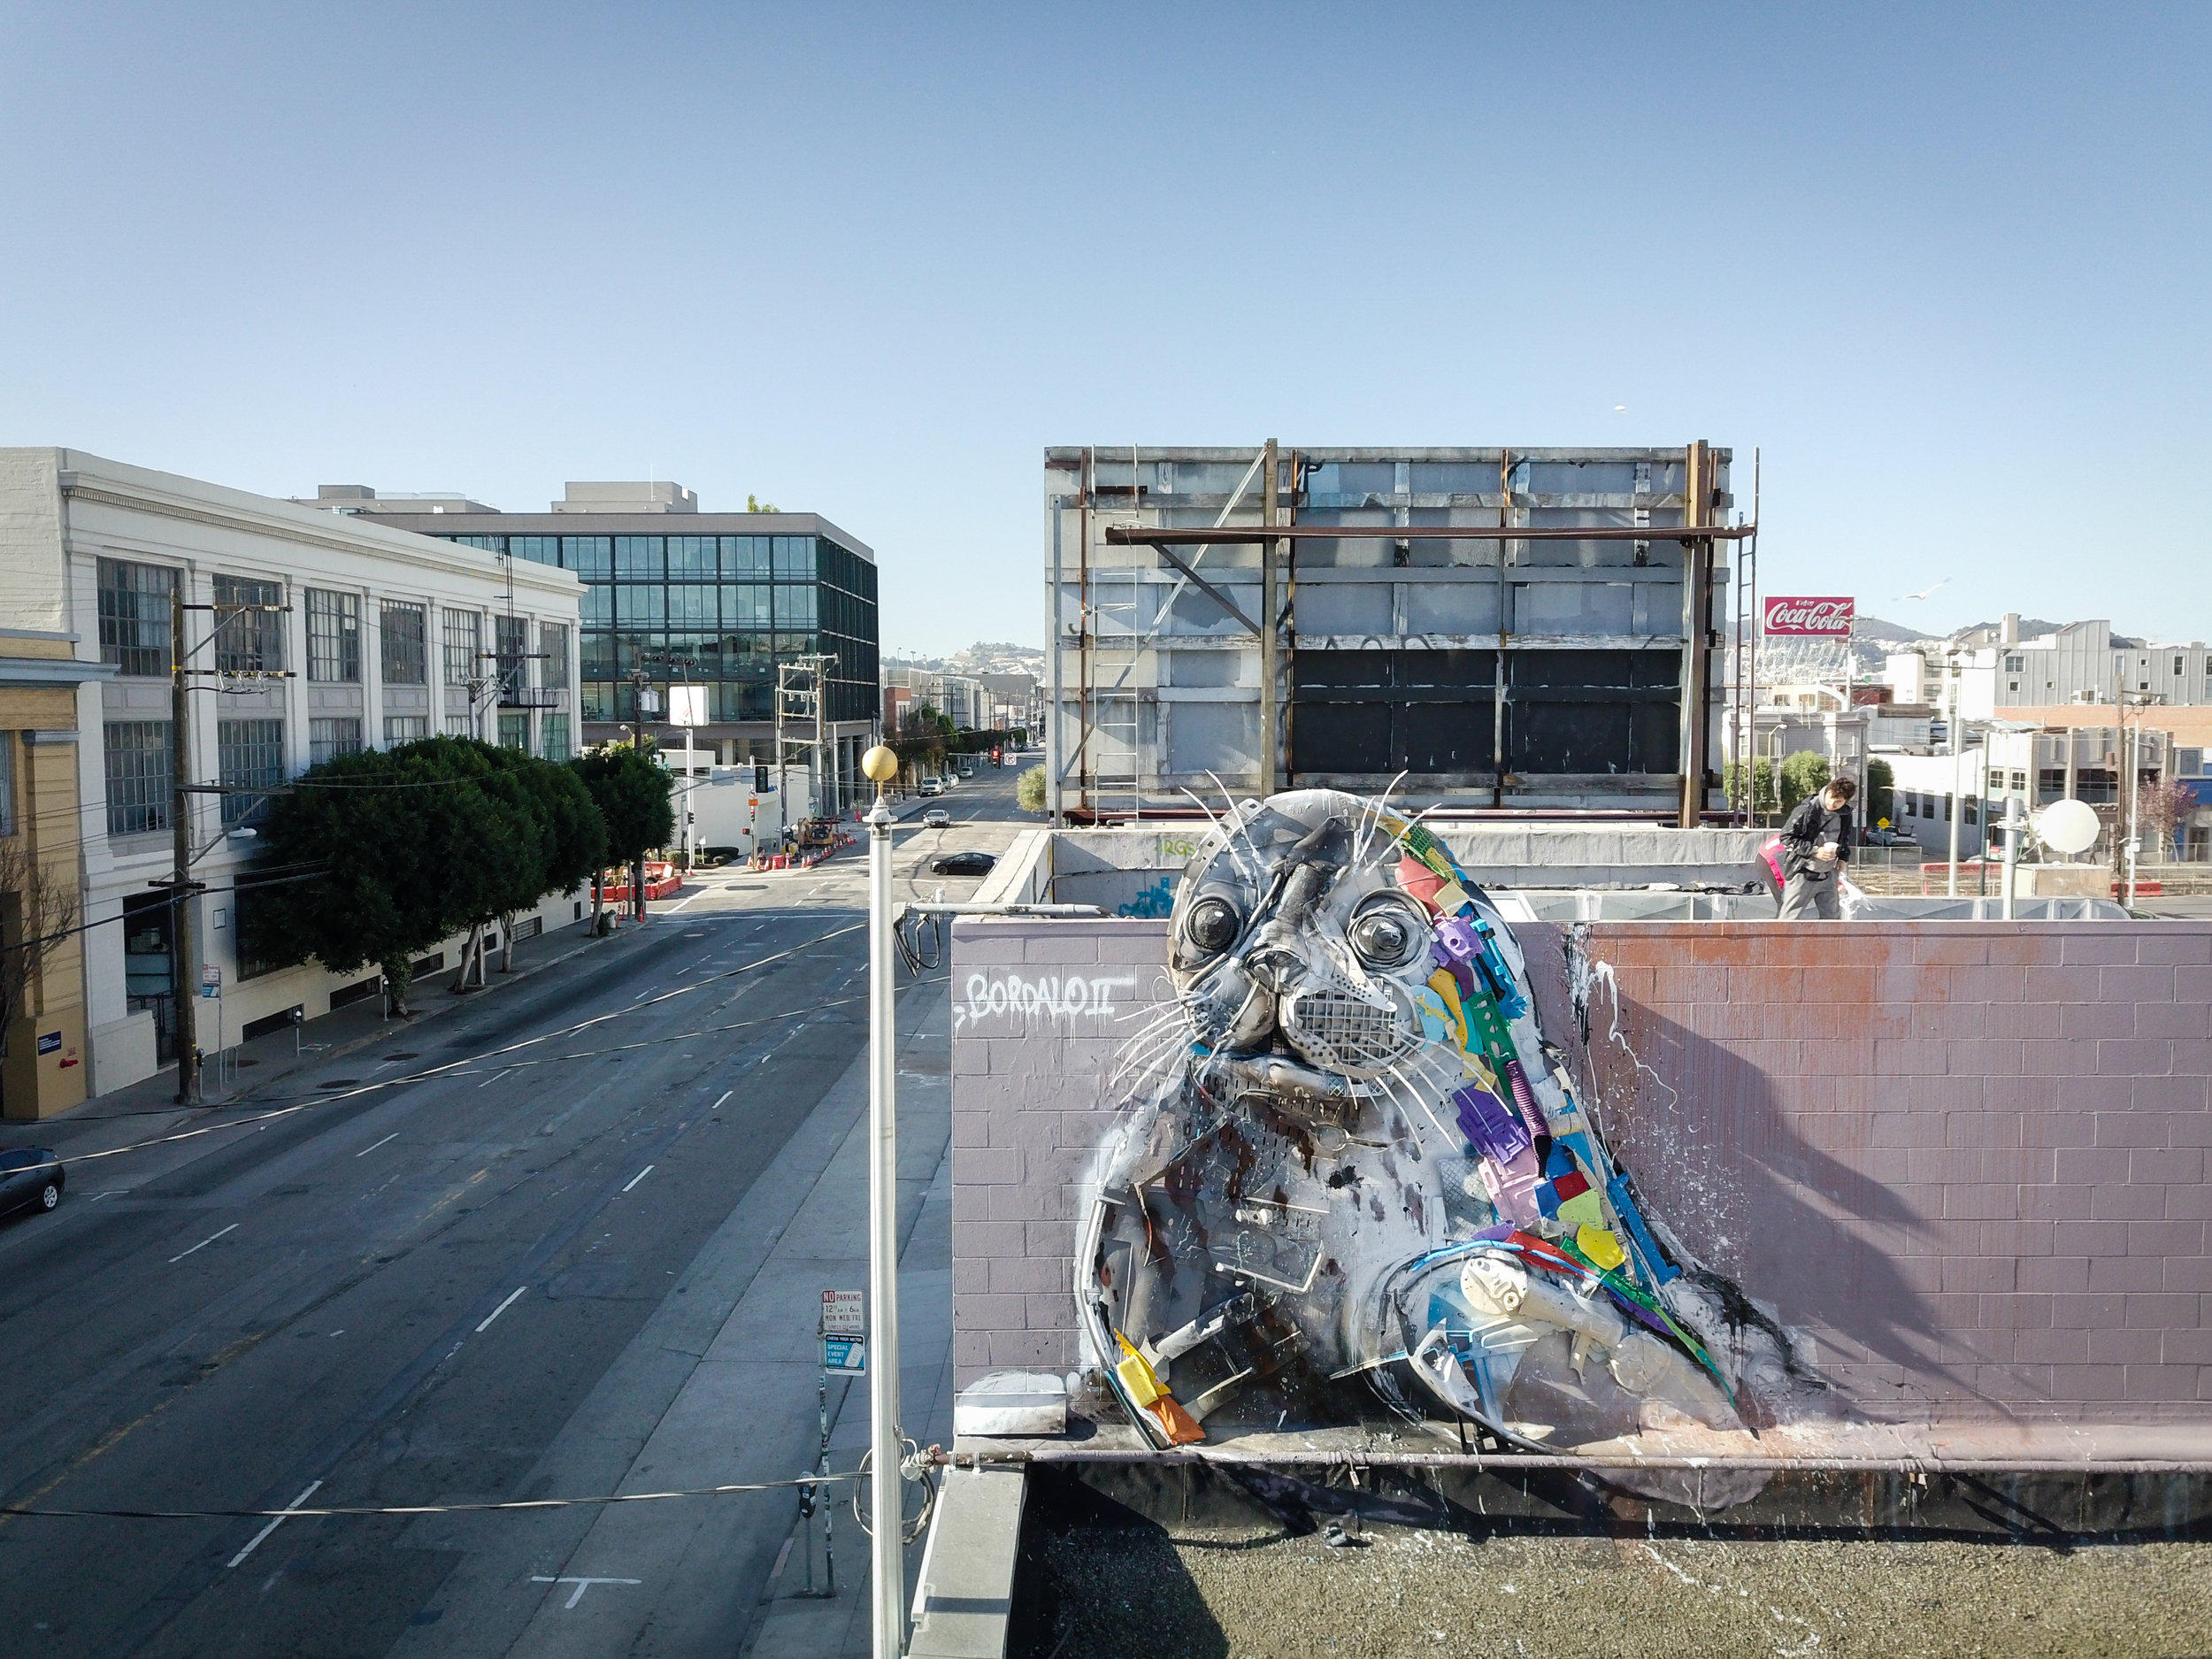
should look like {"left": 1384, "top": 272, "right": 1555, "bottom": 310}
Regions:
{"left": 0, "top": 1148, "right": 65, "bottom": 1218}
{"left": 929, "top": 851, "right": 997, "bottom": 877}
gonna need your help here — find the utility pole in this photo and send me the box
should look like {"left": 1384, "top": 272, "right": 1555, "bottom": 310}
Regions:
{"left": 170, "top": 582, "right": 201, "bottom": 1106}
{"left": 1259, "top": 438, "right": 1279, "bottom": 799}
{"left": 1946, "top": 651, "right": 1964, "bottom": 898}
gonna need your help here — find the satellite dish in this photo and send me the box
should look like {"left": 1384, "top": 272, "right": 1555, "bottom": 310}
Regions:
{"left": 2036, "top": 798, "right": 2101, "bottom": 857}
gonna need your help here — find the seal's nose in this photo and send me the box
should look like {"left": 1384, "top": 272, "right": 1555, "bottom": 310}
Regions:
{"left": 1243, "top": 944, "right": 1303, "bottom": 994}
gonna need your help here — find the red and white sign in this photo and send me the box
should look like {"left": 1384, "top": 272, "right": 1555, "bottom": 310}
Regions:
{"left": 1763, "top": 595, "right": 1855, "bottom": 637}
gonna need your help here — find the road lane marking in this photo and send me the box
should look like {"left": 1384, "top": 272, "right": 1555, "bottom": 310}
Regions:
{"left": 355, "top": 1132, "right": 400, "bottom": 1157}
{"left": 620, "top": 1165, "right": 654, "bottom": 1194}
{"left": 227, "top": 1479, "right": 323, "bottom": 1569}
{"left": 169, "top": 1223, "right": 238, "bottom": 1263}
{"left": 475, "top": 1286, "right": 528, "bottom": 1333}
{"left": 531, "top": 1575, "right": 641, "bottom": 1609}
{"left": 710, "top": 1090, "right": 732, "bottom": 1110}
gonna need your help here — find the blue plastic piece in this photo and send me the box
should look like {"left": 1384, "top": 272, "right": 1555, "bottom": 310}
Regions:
{"left": 1470, "top": 917, "right": 1528, "bottom": 1018}
{"left": 1607, "top": 1173, "right": 1680, "bottom": 1286}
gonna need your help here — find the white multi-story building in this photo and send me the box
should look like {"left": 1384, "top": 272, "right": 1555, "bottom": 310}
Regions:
{"left": 0, "top": 449, "right": 584, "bottom": 1098}
{"left": 1900, "top": 616, "right": 2212, "bottom": 711}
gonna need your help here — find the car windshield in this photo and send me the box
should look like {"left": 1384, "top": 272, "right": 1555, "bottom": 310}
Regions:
{"left": 0, "top": 1150, "right": 40, "bottom": 1171}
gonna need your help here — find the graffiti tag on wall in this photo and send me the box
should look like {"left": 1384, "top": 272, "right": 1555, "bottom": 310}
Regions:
{"left": 955, "top": 972, "right": 1143, "bottom": 1033}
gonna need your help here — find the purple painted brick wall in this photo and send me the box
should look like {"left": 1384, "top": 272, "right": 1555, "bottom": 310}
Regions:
{"left": 949, "top": 918, "right": 2212, "bottom": 1428}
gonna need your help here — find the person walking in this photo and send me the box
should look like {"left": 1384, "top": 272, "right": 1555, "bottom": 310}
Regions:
{"left": 1776, "top": 777, "right": 1857, "bottom": 920}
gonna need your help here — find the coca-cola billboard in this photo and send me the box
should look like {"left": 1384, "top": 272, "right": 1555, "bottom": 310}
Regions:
{"left": 1763, "top": 595, "right": 1855, "bottom": 637}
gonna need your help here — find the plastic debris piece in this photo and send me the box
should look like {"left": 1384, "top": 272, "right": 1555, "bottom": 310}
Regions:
{"left": 1115, "top": 1344, "right": 1166, "bottom": 1408}
{"left": 1432, "top": 879, "right": 1475, "bottom": 917}
{"left": 1478, "top": 1148, "right": 1543, "bottom": 1226}
{"left": 1544, "top": 1142, "right": 1578, "bottom": 1180}
{"left": 1555, "top": 1187, "right": 1604, "bottom": 1230}
{"left": 1607, "top": 1174, "right": 1681, "bottom": 1286}
{"left": 1452, "top": 1081, "right": 1530, "bottom": 1164}
{"left": 1145, "top": 1393, "right": 1205, "bottom": 1446}
{"left": 1550, "top": 1168, "right": 1591, "bottom": 1203}
{"left": 1534, "top": 1181, "right": 1560, "bottom": 1220}
{"left": 1470, "top": 917, "right": 1529, "bottom": 1018}
{"left": 1576, "top": 1225, "right": 1627, "bottom": 1271}
{"left": 1397, "top": 856, "right": 1447, "bottom": 910}
{"left": 1426, "top": 971, "right": 1471, "bottom": 1051}
{"left": 1432, "top": 918, "right": 1483, "bottom": 998}
{"left": 1501, "top": 1057, "right": 1547, "bottom": 1134}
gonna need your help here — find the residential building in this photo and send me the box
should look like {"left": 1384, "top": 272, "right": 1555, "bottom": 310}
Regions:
{"left": 1045, "top": 443, "right": 1734, "bottom": 818}
{"left": 0, "top": 620, "right": 110, "bottom": 1118}
{"left": 311, "top": 482, "right": 879, "bottom": 817}
{"left": 2, "top": 449, "right": 583, "bottom": 1107}
{"left": 1898, "top": 616, "right": 2212, "bottom": 712}
{"left": 1884, "top": 725, "right": 2174, "bottom": 862}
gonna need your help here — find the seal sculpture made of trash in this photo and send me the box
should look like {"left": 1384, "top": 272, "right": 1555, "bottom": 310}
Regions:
{"left": 1074, "top": 788, "right": 1834, "bottom": 1494}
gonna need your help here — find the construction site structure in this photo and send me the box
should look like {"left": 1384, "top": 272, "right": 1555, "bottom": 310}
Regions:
{"left": 1043, "top": 443, "right": 1743, "bottom": 823}
{"left": 775, "top": 652, "right": 843, "bottom": 823}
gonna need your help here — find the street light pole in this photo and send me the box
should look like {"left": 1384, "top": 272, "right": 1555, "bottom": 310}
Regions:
{"left": 170, "top": 582, "right": 200, "bottom": 1105}
{"left": 860, "top": 742, "right": 904, "bottom": 1659}
{"left": 1946, "top": 653, "right": 1964, "bottom": 898}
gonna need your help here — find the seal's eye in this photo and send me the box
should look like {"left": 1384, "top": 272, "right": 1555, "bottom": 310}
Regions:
{"left": 1349, "top": 903, "right": 1424, "bottom": 970}
{"left": 1184, "top": 895, "right": 1242, "bottom": 955}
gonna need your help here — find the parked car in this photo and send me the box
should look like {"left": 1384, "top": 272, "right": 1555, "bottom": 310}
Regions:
{"left": 0, "top": 1148, "right": 65, "bottom": 1219}
{"left": 929, "top": 850, "right": 997, "bottom": 876}
{"left": 1862, "top": 826, "right": 1916, "bottom": 847}
{"left": 957, "top": 763, "right": 975, "bottom": 779}
{"left": 923, "top": 808, "right": 952, "bottom": 829}
{"left": 918, "top": 777, "right": 944, "bottom": 797}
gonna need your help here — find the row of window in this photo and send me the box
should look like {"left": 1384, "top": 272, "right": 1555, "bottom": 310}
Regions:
{"left": 455, "top": 533, "right": 876, "bottom": 595}
{"left": 580, "top": 585, "right": 821, "bottom": 630}
{"left": 100, "top": 714, "right": 574, "bottom": 837}
{"left": 96, "top": 559, "right": 570, "bottom": 691}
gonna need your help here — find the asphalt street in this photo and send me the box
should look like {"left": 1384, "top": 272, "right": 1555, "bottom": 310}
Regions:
{"left": 0, "top": 762, "right": 1039, "bottom": 1658}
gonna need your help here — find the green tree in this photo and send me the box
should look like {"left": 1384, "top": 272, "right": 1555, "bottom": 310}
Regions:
{"left": 1017, "top": 764, "right": 1047, "bottom": 814}
{"left": 1778, "top": 750, "right": 1833, "bottom": 817}
{"left": 248, "top": 736, "right": 591, "bottom": 1013}
{"left": 572, "top": 741, "right": 675, "bottom": 926}
{"left": 1865, "top": 757, "right": 1895, "bottom": 826}
{"left": 1723, "top": 757, "right": 1777, "bottom": 820}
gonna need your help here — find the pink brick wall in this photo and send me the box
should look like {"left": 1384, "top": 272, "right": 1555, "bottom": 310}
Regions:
{"left": 951, "top": 918, "right": 2212, "bottom": 1427}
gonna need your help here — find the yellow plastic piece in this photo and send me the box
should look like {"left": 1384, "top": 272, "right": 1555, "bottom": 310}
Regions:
{"left": 1556, "top": 1189, "right": 1604, "bottom": 1230}
{"left": 1115, "top": 1333, "right": 1166, "bottom": 1408}
{"left": 1432, "top": 879, "right": 1473, "bottom": 915}
{"left": 1577, "top": 1225, "right": 1627, "bottom": 1271}
{"left": 1426, "top": 971, "right": 1470, "bottom": 1051}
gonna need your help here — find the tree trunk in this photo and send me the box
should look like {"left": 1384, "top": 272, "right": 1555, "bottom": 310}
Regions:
{"left": 500, "top": 913, "right": 516, "bottom": 973}
{"left": 633, "top": 856, "right": 647, "bottom": 921}
{"left": 383, "top": 956, "right": 414, "bottom": 1018}
{"left": 592, "top": 871, "right": 607, "bottom": 935}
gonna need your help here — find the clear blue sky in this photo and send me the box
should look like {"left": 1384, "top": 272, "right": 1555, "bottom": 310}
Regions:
{"left": 4, "top": 3, "right": 2206, "bottom": 655}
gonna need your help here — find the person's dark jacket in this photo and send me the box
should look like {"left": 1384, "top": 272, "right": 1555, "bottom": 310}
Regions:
{"left": 1778, "top": 795, "right": 1855, "bottom": 880}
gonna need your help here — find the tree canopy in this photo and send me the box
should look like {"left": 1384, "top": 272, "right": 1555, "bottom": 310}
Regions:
{"left": 572, "top": 741, "right": 675, "bottom": 866}
{"left": 244, "top": 736, "right": 608, "bottom": 1006}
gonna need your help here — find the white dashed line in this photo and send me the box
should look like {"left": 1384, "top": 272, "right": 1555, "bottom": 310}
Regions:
{"left": 169, "top": 1223, "right": 238, "bottom": 1263}
{"left": 355, "top": 1133, "right": 400, "bottom": 1157}
{"left": 474, "top": 1286, "right": 528, "bottom": 1333}
{"left": 227, "top": 1480, "right": 323, "bottom": 1569}
{"left": 620, "top": 1165, "right": 655, "bottom": 1194}
{"left": 711, "top": 1090, "right": 732, "bottom": 1111}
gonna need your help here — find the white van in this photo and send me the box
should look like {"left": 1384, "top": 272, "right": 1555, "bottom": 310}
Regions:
{"left": 918, "top": 777, "right": 944, "bottom": 797}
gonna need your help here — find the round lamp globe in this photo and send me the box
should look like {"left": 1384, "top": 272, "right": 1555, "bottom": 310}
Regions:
{"left": 861, "top": 745, "right": 900, "bottom": 785}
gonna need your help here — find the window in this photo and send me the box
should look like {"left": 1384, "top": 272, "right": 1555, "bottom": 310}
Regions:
{"left": 581, "top": 585, "right": 613, "bottom": 626}
{"left": 541, "top": 623, "right": 570, "bottom": 689}
{"left": 723, "top": 536, "right": 772, "bottom": 578}
{"left": 442, "top": 609, "right": 481, "bottom": 688}
{"left": 495, "top": 614, "right": 528, "bottom": 690}
{"left": 775, "top": 586, "right": 817, "bottom": 628}
{"left": 104, "top": 721, "right": 172, "bottom": 834}
{"left": 310, "top": 717, "right": 363, "bottom": 764}
{"left": 454, "top": 534, "right": 506, "bottom": 553}
{"left": 725, "top": 586, "right": 772, "bottom": 629}
{"left": 218, "top": 718, "right": 285, "bottom": 826}
{"left": 380, "top": 602, "right": 426, "bottom": 684}
{"left": 615, "top": 586, "right": 665, "bottom": 626}
{"left": 561, "top": 536, "right": 611, "bottom": 579}
{"left": 541, "top": 712, "right": 572, "bottom": 760}
{"left": 0, "top": 733, "right": 15, "bottom": 837}
{"left": 772, "top": 535, "right": 812, "bottom": 578}
{"left": 212, "top": 575, "right": 285, "bottom": 674}
{"left": 2004, "top": 654, "right": 2024, "bottom": 672}
{"left": 497, "top": 712, "right": 528, "bottom": 750}
{"left": 615, "top": 536, "right": 664, "bottom": 580}
{"left": 306, "top": 589, "right": 361, "bottom": 682}
{"left": 383, "top": 715, "right": 428, "bottom": 744}
{"left": 97, "top": 559, "right": 175, "bottom": 676}
{"left": 2177, "top": 656, "right": 2188, "bottom": 676}
{"left": 511, "top": 535, "right": 559, "bottom": 566}
{"left": 445, "top": 714, "right": 476, "bottom": 738}
{"left": 667, "top": 535, "right": 717, "bottom": 577}
{"left": 669, "top": 586, "right": 717, "bottom": 627}
{"left": 2038, "top": 766, "right": 2067, "bottom": 801}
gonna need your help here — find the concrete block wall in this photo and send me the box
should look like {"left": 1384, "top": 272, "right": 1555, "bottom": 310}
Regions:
{"left": 949, "top": 918, "right": 2212, "bottom": 1430}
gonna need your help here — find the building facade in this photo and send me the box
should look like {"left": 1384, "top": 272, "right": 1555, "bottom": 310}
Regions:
{"left": 316, "top": 483, "right": 880, "bottom": 818}
{"left": 1044, "top": 443, "right": 1734, "bottom": 819}
{"left": 1, "top": 449, "right": 585, "bottom": 1109}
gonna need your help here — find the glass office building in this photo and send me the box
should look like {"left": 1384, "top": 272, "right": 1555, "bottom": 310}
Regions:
{"left": 439, "top": 530, "right": 879, "bottom": 728}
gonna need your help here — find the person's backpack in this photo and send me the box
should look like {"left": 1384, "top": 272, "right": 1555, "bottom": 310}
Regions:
{"left": 1755, "top": 836, "right": 1786, "bottom": 906}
